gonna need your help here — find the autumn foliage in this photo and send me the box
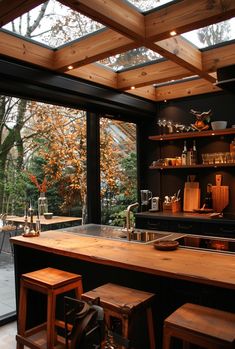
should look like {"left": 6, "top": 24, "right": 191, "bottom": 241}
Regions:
{"left": 28, "top": 174, "right": 47, "bottom": 193}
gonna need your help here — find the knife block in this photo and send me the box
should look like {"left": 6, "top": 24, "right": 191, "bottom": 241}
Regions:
{"left": 163, "top": 201, "right": 181, "bottom": 213}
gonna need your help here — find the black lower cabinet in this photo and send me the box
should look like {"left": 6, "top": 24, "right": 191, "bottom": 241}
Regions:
{"left": 135, "top": 214, "right": 235, "bottom": 238}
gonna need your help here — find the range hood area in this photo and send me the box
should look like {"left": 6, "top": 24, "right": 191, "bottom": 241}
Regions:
{"left": 216, "top": 64, "right": 235, "bottom": 93}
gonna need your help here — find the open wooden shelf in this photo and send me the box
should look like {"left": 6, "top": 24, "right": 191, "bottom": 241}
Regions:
{"left": 149, "top": 128, "right": 235, "bottom": 141}
{"left": 149, "top": 163, "right": 235, "bottom": 170}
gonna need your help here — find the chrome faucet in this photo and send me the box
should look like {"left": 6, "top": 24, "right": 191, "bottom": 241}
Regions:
{"left": 125, "top": 202, "right": 139, "bottom": 241}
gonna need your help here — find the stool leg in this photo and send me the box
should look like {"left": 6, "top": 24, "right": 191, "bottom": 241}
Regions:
{"left": 74, "top": 281, "right": 83, "bottom": 299}
{"left": 17, "top": 280, "right": 28, "bottom": 349}
{"left": 18, "top": 280, "right": 28, "bottom": 336}
{"left": 146, "top": 307, "right": 156, "bottom": 349}
{"left": 162, "top": 326, "right": 172, "bottom": 349}
{"left": 101, "top": 312, "right": 110, "bottom": 349}
{"left": 47, "top": 290, "right": 56, "bottom": 349}
{"left": 122, "top": 317, "right": 129, "bottom": 349}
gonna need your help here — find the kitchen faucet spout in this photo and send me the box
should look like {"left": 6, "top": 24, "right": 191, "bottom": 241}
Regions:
{"left": 126, "top": 202, "right": 139, "bottom": 241}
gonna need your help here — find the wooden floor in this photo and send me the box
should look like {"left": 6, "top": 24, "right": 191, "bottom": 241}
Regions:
{"left": 0, "top": 321, "right": 17, "bottom": 349}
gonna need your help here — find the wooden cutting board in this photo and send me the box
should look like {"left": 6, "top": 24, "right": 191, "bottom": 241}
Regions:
{"left": 183, "top": 181, "right": 200, "bottom": 212}
{"left": 212, "top": 174, "right": 229, "bottom": 213}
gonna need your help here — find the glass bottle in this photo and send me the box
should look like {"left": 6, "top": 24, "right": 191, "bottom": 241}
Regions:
{"left": 181, "top": 141, "right": 187, "bottom": 165}
{"left": 192, "top": 140, "right": 198, "bottom": 165}
{"left": 38, "top": 192, "right": 48, "bottom": 216}
{"left": 230, "top": 138, "right": 235, "bottom": 153}
{"left": 204, "top": 184, "right": 213, "bottom": 209}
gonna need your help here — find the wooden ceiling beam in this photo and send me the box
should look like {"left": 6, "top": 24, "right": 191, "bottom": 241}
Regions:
{"left": 117, "top": 60, "right": 192, "bottom": 90}
{"left": 145, "top": 0, "right": 235, "bottom": 42}
{"left": 66, "top": 63, "right": 117, "bottom": 89}
{"left": 54, "top": 29, "right": 137, "bottom": 72}
{"left": 0, "top": 0, "right": 45, "bottom": 27}
{"left": 60, "top": 0, "right": 145, "bottom": 41}
{"left": 147, "top": 37, "right": 216, "bottom": 83}
{"left": 126, "top": 85, "right": 156, "bottom": 101}
{"left": 0, "top": 31, "right": 54, "bottom": 69}
{"left": 202, "top": 42, "right": 235, "bottom": 72}
{"left": 155, "top": 78, "right": 221, "bottom": 101}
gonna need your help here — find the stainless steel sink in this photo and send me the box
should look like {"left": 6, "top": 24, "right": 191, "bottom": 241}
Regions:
{"left": 60, "top": 224, "right": 174, "bottom": 244}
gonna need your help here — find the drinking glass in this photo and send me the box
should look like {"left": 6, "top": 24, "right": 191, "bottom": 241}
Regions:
{"left": 161, "top": 119, "right": 167, "bottom": 134}
{"left": 167, "top": 120, "right": 174, "bottom": 133}
{"left": 208, "top": 153, "right": 214, "bottom": 164}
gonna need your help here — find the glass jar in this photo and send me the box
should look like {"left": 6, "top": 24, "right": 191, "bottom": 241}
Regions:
{"left": 38, "top": 192, "right": 48, "bottom": 216}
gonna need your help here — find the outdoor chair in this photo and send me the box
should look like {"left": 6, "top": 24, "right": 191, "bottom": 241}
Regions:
{"left": 0, "top": 214, "right": 19, "bottom": 254}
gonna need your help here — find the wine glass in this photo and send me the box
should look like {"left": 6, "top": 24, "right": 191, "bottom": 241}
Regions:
{"left": 167, "top": 120, "right": 174, "bottom": 133}
{"left": 161, "top": 119, "right": 167, "bottom": 134}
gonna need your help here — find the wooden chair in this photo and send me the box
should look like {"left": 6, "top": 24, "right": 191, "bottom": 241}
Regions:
{"left": 82, "top": 283, "right": 156, "bottom": 349}
{"left": 162, "top": 303, "right": 235, "bottom": 349}
{"left": 16, "top": 267, "right": 83, "bottom": 349}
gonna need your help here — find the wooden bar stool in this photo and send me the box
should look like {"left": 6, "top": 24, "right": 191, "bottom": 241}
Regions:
{"left": 16, "top": 267, "right": 83, "bottom": 349}
{"left": 163, "top": 303, "right": 235, "bottom": 349}
{"left": 82, "top": 283, "right": 156, "bottom": 349}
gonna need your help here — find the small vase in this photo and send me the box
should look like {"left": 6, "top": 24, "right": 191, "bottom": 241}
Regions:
{"left": 38, "top": 192, "right": 48, "bottom": 216}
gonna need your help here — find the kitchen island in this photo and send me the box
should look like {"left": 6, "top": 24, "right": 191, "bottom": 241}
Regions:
{"left": 11, "top": 225, "right": 235, "bottom": 347}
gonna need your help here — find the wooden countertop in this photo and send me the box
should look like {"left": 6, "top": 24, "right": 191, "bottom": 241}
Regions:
{"left": 11, "top": 230, "right": 235, "bottom": 290}
{"left": 135, "top": 211, "right": 235, "bottom": 224}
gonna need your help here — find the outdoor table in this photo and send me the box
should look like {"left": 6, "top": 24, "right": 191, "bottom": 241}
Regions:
{"left": 7, "top": 215, "right": 82, "bottom": 231}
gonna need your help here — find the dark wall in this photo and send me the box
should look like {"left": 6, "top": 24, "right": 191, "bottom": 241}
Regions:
{"left": 139, "top": 91, "right": 235, "bottom": 213}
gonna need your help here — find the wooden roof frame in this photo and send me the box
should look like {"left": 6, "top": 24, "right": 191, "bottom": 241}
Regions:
{"left": 0, "top": 0, "right": 235, "bottom": 101}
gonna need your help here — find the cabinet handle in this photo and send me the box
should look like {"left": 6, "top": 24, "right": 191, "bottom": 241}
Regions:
{"left": 178, "top": 224, "right": 193, "bottom": 231}
{"left": 219, "top": 227, "right": 235, "bottom": 234}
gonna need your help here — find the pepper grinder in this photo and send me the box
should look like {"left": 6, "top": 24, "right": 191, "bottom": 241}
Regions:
{"left": 23, "top": 203, "right": 30, "bottom": 235}
{"left": 35, "top": 213, "right": 41, "bottom": 235}
{"left": 28, "top": 202, "right": 36, "bottom": 235}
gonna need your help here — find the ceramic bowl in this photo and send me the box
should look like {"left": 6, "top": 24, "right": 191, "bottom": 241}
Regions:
{"left": 211, "top": 121, "right": 227, "bottom": 130}
{"left": 44, "top": 212, "right": 53, "bottom": 219}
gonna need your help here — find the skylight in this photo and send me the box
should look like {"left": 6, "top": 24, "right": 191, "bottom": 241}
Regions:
{"left": 182, "top": 18, "right": 235, "bottom": 49}
{"left": 98, "top": 47, "right": 162, "bottom": 71}
{"left": 2, "top": 0, "right": 104, "bottom": 48}
{"left": 125, "top": 0, "right": 175, "bottom": 12}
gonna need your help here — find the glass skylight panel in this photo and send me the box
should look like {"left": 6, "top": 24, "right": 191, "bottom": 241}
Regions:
{"left": 98, "top": 47, "right": 162, "bottom": 71}
{"left": 2, "top": 0, "right": 104, "bottom": 48}
{"left": 125, "top": 0, "right": 174, "bottom": 12}
{"left": 182, "top": 18, "right": 235, "bottom": 49}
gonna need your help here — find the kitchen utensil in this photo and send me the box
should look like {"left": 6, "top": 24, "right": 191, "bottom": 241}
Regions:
{"left": 212, "top": 174, "right": 229, "bottom": 213}
{"left": 183, "top": 177, "right": 200, "bottom": 212}
{"left": 211, "top": 121, "right": 227, "bottom": 130}
{"left": 176, "top": 189, "right": 181, "bottom": 201}
{"left": 140, "top": 190, "right": 152, "bottom": 206}
{"left": 150, "top": 197, "right": 160, "bottom": 211}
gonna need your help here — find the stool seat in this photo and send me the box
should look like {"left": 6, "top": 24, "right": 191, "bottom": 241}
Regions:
{"left": 82, "top": 283, "right": 156, "bottom": 349}
{"left": 163, "top": 303, "right": 235, "bottom": 349}
{"left": 22, "top": 267, "right": 82, "bottom": 289}
{"left": 82, "top": 282, "right": 155, "bottom": 315}
{"left": 16, "top": 267, "right": 83, "bottom": 349}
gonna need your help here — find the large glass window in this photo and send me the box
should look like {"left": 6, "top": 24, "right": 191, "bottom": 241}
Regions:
{"left": 100, "top": 118, "right": 137, "bottom": 226}
{"left": 0, "top": 95, "right": 86, "bottom": 320}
